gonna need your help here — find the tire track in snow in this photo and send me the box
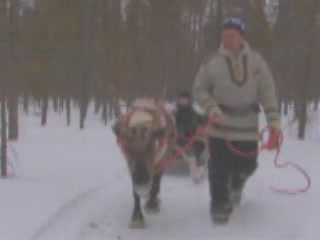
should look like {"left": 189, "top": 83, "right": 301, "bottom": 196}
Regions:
{"left": 30, "top": 183, "right": 108, "bottom": 240}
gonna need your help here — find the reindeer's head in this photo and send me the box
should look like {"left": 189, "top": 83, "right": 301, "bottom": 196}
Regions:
{"left": 113, "top": 111, "right": 164, "bottom": 197}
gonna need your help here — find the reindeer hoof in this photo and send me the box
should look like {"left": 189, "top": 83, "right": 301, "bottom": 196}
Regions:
{"left": 145, "top": 198, "right": 161, "bottom": 213}
{"left": 129, "top": 218, "right": 146, "bottom": 229}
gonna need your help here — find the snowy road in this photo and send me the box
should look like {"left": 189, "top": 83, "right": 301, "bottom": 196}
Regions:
{"left": 1, "top": 110, "right": 319, "bottom": 240}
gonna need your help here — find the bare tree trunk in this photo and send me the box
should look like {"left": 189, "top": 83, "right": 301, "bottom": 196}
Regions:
{"left": 108, "top": 98, "right": 114, "bottom": 120}
{"left": 59, "top": 97, "right": 64, "bottom": 113}
{"left": 7, "top": 0, "right": 19, "bottom": 141}
{"left": 66, "top": 96, "right": 71, "bottom": 126}
{"left": 23, "top": 93, "right": 29, "bottom": 114}
{"left": 53, "top": 96, "right": 58, "bottom": 113}
{"left": 0, "top": 0, "right": 8, "bottom": 175}
{"left": 284, "top": 100, "right": 289, "bottom": 115}
{"left": 102, "top": 100, "right": 108, "bottom": 125}
{"left": 297, "top": 99, "right": 307, "bottom": 139}
{"left": 112, "top": 96, "right": 120, "bottom": 118}
{"left": 293, "top": 98, "right": 298, "bottom": 120}
{"left": 1, "top": 95, "right": 7, "bottom": 177}
{"left": 297, "top": 1, "right": 318, "bottom": 139}
{"left": 79, "top": 0, "right": 97, "bottom": 129}
{"left": 94, "top": 97, "right": 101, "bottom": 114}
{"left": 216, "top": 0, "right": 223, "bottom": 46}
{"left": 79, "top": 98, "right": 88, "bottom": 129}
{"left": 41, "top": 95, "right": 49, "bottom": 126}
{"left": 8, "top": 94, "right": 18, "bottom": 140}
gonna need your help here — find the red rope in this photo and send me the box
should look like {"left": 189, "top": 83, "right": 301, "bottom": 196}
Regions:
{"left": 116, "top": 109, "right": 311, "bottom": 195}
{"left": 156, "top": 117, "right": 214, "bottom": 171}
{"left": 156, "top": 117, "right": 311, "bottom": 195}
{"left": 268, "top": 147, "right": 311, "bottom": 195}
{"left": 224, "top": 127, "right": 311, "bottom": 195}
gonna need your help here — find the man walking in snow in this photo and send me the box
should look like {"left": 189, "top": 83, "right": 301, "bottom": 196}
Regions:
{"left": 192, "top": 16, "right": 282, "bottom": 223}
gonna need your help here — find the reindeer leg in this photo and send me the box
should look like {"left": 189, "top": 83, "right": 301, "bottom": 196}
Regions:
{"left": 145, "top": 172, "right": 162, "bottom": 213}
{"left": 130, "top": 191, "right": 145, "bottom": 229}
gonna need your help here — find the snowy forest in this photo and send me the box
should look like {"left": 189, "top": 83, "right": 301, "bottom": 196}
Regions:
{"left": 0, "top": 1, "right": 320, "bottom": 239}
{"left": 1, "top": 0, "right": 320, "bottom": 139}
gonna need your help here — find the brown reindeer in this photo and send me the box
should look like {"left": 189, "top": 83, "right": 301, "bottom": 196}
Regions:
{"left": 112, "top": 99, "right": 176, "bottom": 228}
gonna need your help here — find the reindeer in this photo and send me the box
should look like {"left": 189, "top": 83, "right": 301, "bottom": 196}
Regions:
{"left": 112, "top": 99, "right": 176, "bottom": 228}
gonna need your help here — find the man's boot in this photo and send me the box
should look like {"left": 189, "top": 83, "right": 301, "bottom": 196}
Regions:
{"left": 210, "top": 201, "right": 233, "bottom": 224}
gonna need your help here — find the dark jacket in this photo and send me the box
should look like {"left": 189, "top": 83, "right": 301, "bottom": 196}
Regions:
{"left": 175, "top": 105, "right": 205, "bottom": 138}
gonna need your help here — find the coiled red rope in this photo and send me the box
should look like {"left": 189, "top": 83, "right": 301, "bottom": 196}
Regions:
{"left": 268, "top": 147, "right": 311, "bottom": 195}
{"left": 157, "top": 117, "right": 311, "bottom": 195}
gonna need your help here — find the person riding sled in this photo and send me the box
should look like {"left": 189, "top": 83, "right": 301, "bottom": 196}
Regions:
{"left": 192, "top": 16, "right": 282, "bottom": 223}
{"left": 174, "top": 91, "right": 208, "bottom": 183}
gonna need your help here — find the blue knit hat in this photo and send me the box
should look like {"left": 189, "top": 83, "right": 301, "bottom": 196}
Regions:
{"left": 222, "top": 16, "right": 246, "bottom": 35}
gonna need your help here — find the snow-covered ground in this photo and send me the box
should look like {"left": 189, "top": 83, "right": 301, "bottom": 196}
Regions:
{"left": 1, "top": 105, "right": 320, "bottom": 240}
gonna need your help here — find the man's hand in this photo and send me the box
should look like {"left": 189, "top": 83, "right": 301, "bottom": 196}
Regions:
{"left": 208, "top": 107, "right": 225, "bottom": 122}
{"left": 265, "top": 128, "right": 283, "bottom": 150}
